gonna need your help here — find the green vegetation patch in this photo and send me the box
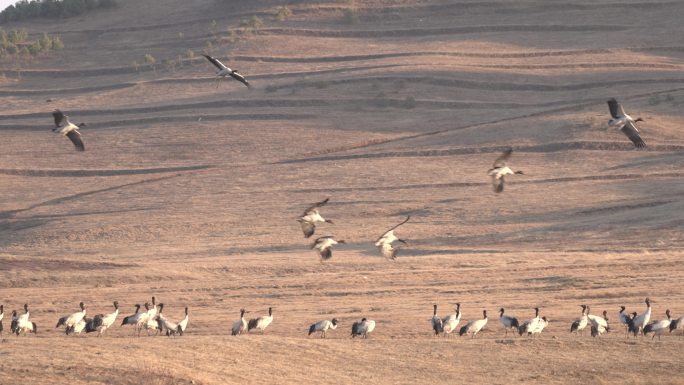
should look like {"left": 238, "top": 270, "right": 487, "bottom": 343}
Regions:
{"left": 1, "top": 0, "right": 118, "bottom": 23}
{"left": 0, "top": 28, "right": 64, "bottom": 58}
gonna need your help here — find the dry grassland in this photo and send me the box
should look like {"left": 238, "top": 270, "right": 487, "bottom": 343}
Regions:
{"left": 1, "top": 0, "right": 684, "bottom": 384}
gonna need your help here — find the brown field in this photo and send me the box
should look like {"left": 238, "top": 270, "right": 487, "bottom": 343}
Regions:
{"left": 1, "top": 0, "right": 684, "bottom": 384}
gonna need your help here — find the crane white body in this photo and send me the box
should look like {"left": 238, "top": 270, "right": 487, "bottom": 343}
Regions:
{"left": 442, "top": 304, "right": 462, "bottom": 335}
{"left": 308, "top": 319, "right": 338, "bottom": 338}
{"left": 631, "top": 298, "right": 652, "bottom": 336}
{"left": 643, "top": 310, "right": 671, "bottom": 340}
{"left": 570, "top": 305, "right": 589, "bottom": 335}
{"left": 459, "top": 310, "right": 488, "bottom": 338}
{"left": 248, "top": 307, "right": 273, "bottom": 334}
{"left": 351, "top": 318, "right": 375, "bottom": 339}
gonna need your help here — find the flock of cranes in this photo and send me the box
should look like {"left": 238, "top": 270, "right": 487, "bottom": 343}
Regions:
{"left": 24, "top": 45, "right": 669, "bottom": 348}
{"left": 290, "top": 97, "right": 644, "bottom": 262}
{"left": 2, "top": 297, "right": 681, "bottom": 341}
{"left": 428, "top": 298, "right": 682, "bottom": 340}
{"left": 299, "top": 197, "right": 411, "bottom": 261}
{"left": 48, "top": 53, "right": 648, "bottom": 157}
{"left": 1, "top": 297, "right": 188, "bottom": 337}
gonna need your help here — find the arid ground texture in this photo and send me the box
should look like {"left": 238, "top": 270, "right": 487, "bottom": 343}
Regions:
{"left": 1, "top": 1, "right": 684, "bottom": 384}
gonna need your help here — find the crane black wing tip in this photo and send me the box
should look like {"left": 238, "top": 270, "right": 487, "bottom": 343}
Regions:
{"left": 52, "top": 109, "right": 64, "bottom": 127}
{"left": 66, "top": 130, "right": 85, "bottom": 151}
{"left": 320, "top": 247, "right": 333, "bottom": 260}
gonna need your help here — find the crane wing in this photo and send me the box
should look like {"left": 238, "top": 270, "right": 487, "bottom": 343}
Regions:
{"left": 606, "top": 98, "right": 621, "bottom": 119}
{"left": 319, "top": 246, "right": 332, "bottom": 260}
{"left": 303, "top": 197, "right": 330, "bottom": 216}
{"left": 66, "top": 130, "right": 85, "bottom": 151}
{"left": 202, "top": 54, "right": 227, "bottom": 71}
{"left": 52, "top": 109, "right": 65, "bottom": 127}
{"left": 378, "top": 215, "right": 410, "bottom": 239}
{"left": 230, "top": 71, "right": 251, "bottom": 88}
{"left": 620, "top": 121, "right": 646, "bottom": 148}
{"left": 492, "top": 148, "right": 513, "bottom": 168}
{"left": 299, "top": 220, "right": 315, "bottom": 238}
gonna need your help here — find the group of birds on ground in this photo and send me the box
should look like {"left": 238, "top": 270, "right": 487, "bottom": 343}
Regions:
{"left": 299, "top": 197, "right": 410, "bottom": 262}
{"left": 0, "top": 297, "right": 188, "bottom": 337}
{"left": 430, "top": 305, "right": 548, "bottom": 339}
{"left": 429, "top": 298, "right": 684, "bottom": 340}
{"left": 3, "top": 297, "right": 681, "bottom": 341}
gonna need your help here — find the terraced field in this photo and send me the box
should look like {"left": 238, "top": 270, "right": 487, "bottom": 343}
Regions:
{"left": 1, "top": 1, "right": 683, "bottom": 384}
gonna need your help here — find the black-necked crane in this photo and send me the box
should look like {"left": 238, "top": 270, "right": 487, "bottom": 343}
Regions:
{"left": 120, "top": 304, "right": 142, "bottom": 327}
{"left": 570, "top": 305, "right": 589, "bottom": 336}
{"left": 177, "top": 307, "right": 189, "bottom": 336}
{"left": 442, "top": 303, "right": 461, "bottom": 336}
{"left": 375, "top": 216, "right": 409, "bottom": 260}
{"left": 518, "top": 307, "right": 542, "bottom": 336}
{"left": 133, "top": 302, "right": 152, "bottom": 336}
{"left": 71, "top": 318, "right": 88, "bottom": 334}
{"left": 626, "top": 311, "right": 638, "bottom": 335}
{"left": 157, "top": 304, "right": 183, "bottom": 337}
{"left": 487, "top": 148, "right": 523, "bottom": 193}
{"left": 308, "top": 318, "right": 338, "bottom": 338}
{"left": 643, "top": 309, "right": 671, "bottom": 340}
{"left": 606, "top": 98, "right": 646, "bottom": 148}
{"left": 530, "top": 316, "right": 549, "bottom": 336}
{"left": 202, "top": 54, "right": 251, "bottom": 89}
{"left": 618, "top": 306, "right": 630, "bottom": 334}
{"left": 135, "top": 297, "right": 158, "bottom": 337}
{"left": 297, "top": 197, "right": 333, "bottom": 238}
{"left": 52, "top": 109, "right": 86, "bottom": 151}
{"left": 431, "top": 304, "right": 443, "bottom": 335}
{"left": 144, "top": 303, "right": 163, "bottom": 336}
{"left": 351, "top": 318, "right": 375, "bottom": 339}
{"left": 590, "top": 310, "right": 609, "bottom": 337}
{"left": 147, "top": 296, "right": 159, "bottom": 320}
{"left": 232, "top": 309, "right": 248, "bottom": 336}
{"left": 60, "top": 302, "right": 86, "bottom": 335}
{"left": 312, "top": 235, "right": 345, "bottom": 261}
{"left": 14, "top": 304, "right": 37, "bottom": 336}
{"left": 631, "top": 298, "right": 652, "bottom": 337}
{"left": 669, "top": 314, "right": 683, "bottom": 336}
{"left": 499, "top": 308, "right": 519, "bottom": 336}
{"left": 10, "top": 310, "right": 18, "bottom": 334}
{"left": 18, "top": 303, "right": 29, "bottom": 325}
{"left": 90, "top": 301, "right": 119, "bottom": 337}
{"left": 248, "top": 307, "right": 273, "bottom": 334}
{"left": 459, "top": 309, "right": 488, "bottom": 338}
